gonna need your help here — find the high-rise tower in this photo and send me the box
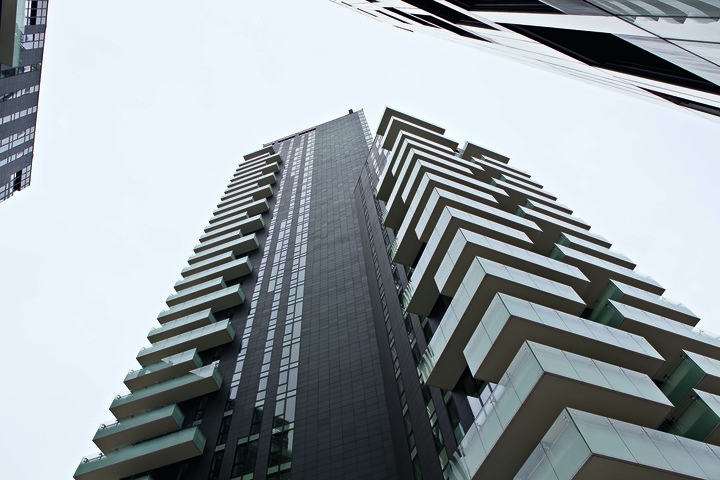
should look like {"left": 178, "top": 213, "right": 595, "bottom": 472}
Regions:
{"left": 0, "top": 0, "right": 48, "bottom": 202}
{"left": 333, "top": 1, "right": 720, "bottom": 120}
{"left": 74, "top": 108, "right": 720, "bottom": 480}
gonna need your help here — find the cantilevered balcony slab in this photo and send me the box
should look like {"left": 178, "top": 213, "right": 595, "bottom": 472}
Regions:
{"left": 137, "top": 320, "right": 235, "bottom": 367}
{"left": 148, "top": 310, "right": 216, "bottom": 343}
{"left": 662, "top": 351, "right": 720, "bottom": 405}
{"left": 381, "top": 115, "right": 457, "bottom": 153}
{"left": 243, "top": 145, "right": 276, "bottom": 162}
{"left": 165, "top": 278, "right": 226, "bottom": 307}
{"left": 93, "top": 404, "right": 184, "bottom": 452}
{"left": 214, "top": 186, "right": 273, "bottom": 215}
{"left": 514, "top": 408, "right": 720, "bottom": 480}
{"left": 551, "top": 243, "right": 664, "bottom": 304}
{"left": 592, "top": 301, "right": 720, "bottom": 378}
{"left": 447, "top": 342, "right": 672, "bottom": 480}
{"left": 404, "top": 214, "right": 535, "bottom": 316}
{"left": 420, "top": 257, "right": 586, "bottom": 389}
{"left": 385, "top": 158, "right": 503, "bottom": 230}
{"left": 210, "top": 199, "right": 268, "bottom": 225}
{"left": 111, "top": 364, "right": 222, "bottom": 419}
{"left": 204, "top": 211, "right": 253, "bottom": 234}
{"left": 460, "top": 142, "right": 511, "bottom": 166}
{"left": 221, "top": 178, "right": 274, "bottom": 203}
{"left": 591, "top": 280, "right": 699, "bottom": 327}
{"left": 74, "top": 426, "right": 206, "bottom": 480}
{"left": 525, "top": 199, "right": 589, "bottom": 230}
{"left": 157, "top": 284, "right": 245, "bottom": 324}
{"left": 225, "top": 173, "right": 264, "bottom": 194}
{"left": 124, "top": 349, "right": 202, "bottom": 391}
{"left": 665, "top": 389, "right": 720, "bottom": 446}
{"left": 437, "top": 230, "right": 589, "bottom": 303}
{"left": 376, "top": 132, "right": 456, "bottom": 201}
{"left": 199, "top": 215, "right": 265, "bottom": 243}
{"left": 499, "top": 173, "right": 548, "bottom": 196}
{"left": 493, "top": 177, "right": 571, "bottom": 213}
{"left": 187, "top": 234, "right": 259, "bottom": 266}
{"left": 181, "top": 251, "right": 237, "bottom": 278}
{"left": 174, "top": 257, "right": 252, "bottom": 292}
{"left": 464, "top": 293, "right": 664, "bottom": 383}
{"left": 558, "top": 232, "right": 635, "bottom": 270}
{"left": 517, "top": 205, "right": 611, "bottom": 254}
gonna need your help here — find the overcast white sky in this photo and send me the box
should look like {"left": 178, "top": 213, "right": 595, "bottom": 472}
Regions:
{"left": 1, "top": 1, "right": 719, "bottom": 478}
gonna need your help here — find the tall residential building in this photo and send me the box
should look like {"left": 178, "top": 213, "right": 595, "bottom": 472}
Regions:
{"left": 74, "top": 108, "right": 720, "bottom": 480}
{"left": 332, "top": 1, "right": 720, "bottom": 119}
{"left": 0, "top": 0, "right": 48, "bottom": 203}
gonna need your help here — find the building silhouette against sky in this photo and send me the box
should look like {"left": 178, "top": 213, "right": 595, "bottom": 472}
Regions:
{"left": 0, "top": 0, "right": 47, "bottom": 202}
{"left": 333, "top": 0, "right": 720, "bottom": 119}
{"left": 74, "top": 108, "right": 720, "bottom": 480}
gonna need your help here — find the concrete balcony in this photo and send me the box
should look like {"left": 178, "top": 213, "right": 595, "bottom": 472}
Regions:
{"left": 517, "top": 205, "right": 611, "bottom": 255}
{"left": 124, "top": 349, "right": 202, "bottom": 391}
{"left": 187, "top": 234, "right": 259, "bottom": 266}
{"left": 230, "top": 161, "right": 278, "bottom": 186}
{"left": 214, "top": 185, "right": 273, "bottom": 215}
{"left": 156, "top": 285, "right": 245, "bottom": 324}
{"left": 194, "top": 230, "right": 246, "bottom": 254}
{"left": 525, "top": 199, "right": 589, "bottom": 230}
{"left": 204, "top": 211, "right": 248, "bottom": 234}
{"left": 448, "top": 342, "right": 672, "bottom": 480}
{"left": 380, "top": 114, "right": 456, "bottom": 154}
{"left": 591, "top": 280, "right": 700, "bottom": 327}
{"left": 93, "top": 404, "right": 184, "bottom": 452}
{"left": 148, "top": 310, "right": 215, "bottom": 343}
{"left": 221, "top": 176, "right": 275, "bottom": 203}
{"left": 181, "top": 251, "right": 237, "bottom": 278}
{"left": 492, "top": 177, "right": 572, "bottom": 214}
{"left": 515, "top": 408, "right": 720, "bottom": 480}
{"left": 499, "top": 173, "right": 548, "bottom": 196}
{"left": 551, "top": 243, "right": 664, "bottom": 305}
{"left": 459, "top": 142, "right": 512, "bottom": 167}
{"left": 464, "top": 293, "right": 664, "bottom": 384}
{"left": 404, "top": 215, "right": 535, "bottom": 317}
{"left": 385, "top": 158, "right": 503, "bottom": 230}
{"left": 593, "top": 301, "right": 720, "bottom": 379}
{"left": 242, "top": 145, "right": 276, "bottom": 162}
{"left": 665, "top": 389, "right": 720, "bottom": 446}
{"left": 137, "top": 319, "right": 235, "bottom": 367}
{"left": 558, "top": 232, "right": 635, "bottom": 270}
{"left": 166, "top": 278, "right": 226, "bottom": 307}
{"left": 420, "top": 257, "right": 586, "bottom": 389}
{"left": 225, "top": 172, "right": 264, "bottom": 194}
{"left": 662, "top": 351, "right": 720, "bottom": 406}
{"left": 377, "top": 132, "right": 456, "bottom": 201}
{"left": 209, "top": 199, "right": 268, "bottom": 226}
{"left": 111, "top": 364, "right": 222, "bottom": 419}
{"left": 199, "top": 215, "right": 264, "bottom": 243}
{"left": 174, "top": 257, "right": 252, "bottom": 292}
{"left": 74, "top": 427, "right": 206, "bottom": 480}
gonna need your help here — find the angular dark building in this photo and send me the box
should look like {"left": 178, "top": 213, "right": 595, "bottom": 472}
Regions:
{"left": 333, "top": 0, "right": 720, "bottom": 119}
{"left": 75, "top": 108, "right": 720, "bottom": 480}
{"left": 0, "top": 0, "right": 48, "bottom": 202}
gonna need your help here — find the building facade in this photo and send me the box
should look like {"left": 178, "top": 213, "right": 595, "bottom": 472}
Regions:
{"left": 332, "top": 0, "right": 720, "bottom": 119}
{"left": 0, "top": 0, "right": 48, "bottom": 202}
{"left": 74, "top": 108, "right": 720, "bottom": 480}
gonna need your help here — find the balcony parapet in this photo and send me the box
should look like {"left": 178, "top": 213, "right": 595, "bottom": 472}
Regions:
{"left": 137, "top": 319, "right": 235, "bottom": 367}
{"left": 148, "top": 310, "right": 216, "bottom": 343}
{"left": 174, "top": 256, "right": 252, "bottom": 292}
{"left": 187, "top": 234, "right": 259, "bottom": 266}
{"left": 447, "top": 341, "right": 672, "bottom": 480}
{"left": 464, "top": 293, "right": 664, "bottom": 383}
{"left": 93, "top": 404, "right": 184, "bottom": 453}
{"left": 514, "top": 408, "right": 720, "bottom": 480}
{"left": 558, "top": 232, "right": 635, "bottom": 270}
{"left": 156, "top": 284, "right": 245, "bottom": 324}
{"left": 111, "top": 364, "right": 222, "bottom": 419}
{"left": 165, "top": 277, "right": 226, "bottom": 307}
{"left": 591, "top": 280, "right": 699, "bottom": 327}
{"left": 74, "top": 426, "right": 206, "bottom": 480}
{"left": 124, "top": 349, "right": 202, "bottom": 391}
{"left": 199, "top": 215, "right": 265, "bottom": 243}
{"left": 420, "top": 257, "right": 585, "bottom": 389}
{"left": 181, "top": 251, "right": 236, "bottom": 278}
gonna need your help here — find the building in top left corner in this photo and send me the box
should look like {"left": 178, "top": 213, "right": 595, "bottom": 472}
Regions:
{"left": 0, "top": 0, "right": 48, "bottom": 203}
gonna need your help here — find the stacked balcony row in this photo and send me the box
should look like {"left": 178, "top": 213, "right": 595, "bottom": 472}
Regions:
{"left": 374, "top": 111, "right": 720, "bottom": 480}
{"left": 74, "top": 146, "right": 282, "bottom": 480}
